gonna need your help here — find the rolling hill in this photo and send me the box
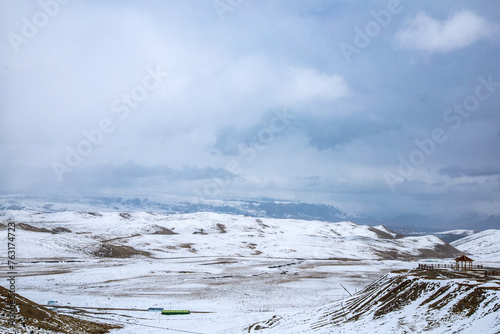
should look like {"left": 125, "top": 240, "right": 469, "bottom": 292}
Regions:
{"left": 1, "top": 211, "right": 460, "bottom": 261}
{"left": 451, "top": 229, "right": 500, "bottom": 261}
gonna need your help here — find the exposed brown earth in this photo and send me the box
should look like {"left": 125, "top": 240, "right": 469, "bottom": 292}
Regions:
{"left": 7, "top": 222, "right": 72, "bottom": 234}
{"left": 150, "top": 225, "right": 177, "bottom": 235}
{"left": 92, "top": 243, "right": 151, "bottom": 258}
{"left": 216, "top": 223, "right": 227, "bottom": 233}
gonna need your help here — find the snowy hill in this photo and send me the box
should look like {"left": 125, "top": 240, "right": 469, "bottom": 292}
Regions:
{"left": 451, "top": 229, "right": 500, "bottom": 261}
{"left": 247, "top": 269, "right": 500, "bottom": 333}
{"left": 1, "top": 211, "right": 460, "bottom": 260}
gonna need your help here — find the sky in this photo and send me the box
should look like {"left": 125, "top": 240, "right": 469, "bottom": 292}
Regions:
{"left": 0, "top": 0, "right": 499, "bottom": 222}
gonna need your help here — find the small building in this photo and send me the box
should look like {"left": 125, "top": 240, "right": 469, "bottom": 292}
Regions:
{"left": 148, "top": 308, "right": 163, "bottom": 312}
{"left": 162, "top": 310, "right": 190, "bottom": 315}
{"left": 455, "top": 254, "right": 474, "bottom": 271}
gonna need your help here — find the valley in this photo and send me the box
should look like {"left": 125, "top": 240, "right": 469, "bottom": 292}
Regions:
{"left": 0, "top": 210, "right": 498, "bottom": 333}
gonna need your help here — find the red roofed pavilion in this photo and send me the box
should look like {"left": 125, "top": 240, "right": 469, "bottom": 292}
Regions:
{"left": 455, "top": 254, "right": 474, "bottom": 271}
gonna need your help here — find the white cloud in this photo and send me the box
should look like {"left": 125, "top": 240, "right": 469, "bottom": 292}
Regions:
{"left": 278, "top": 68, "right": 350, "bottom": 104}
{"left": 395, "top": 10, "right": 496, "bottom": 54}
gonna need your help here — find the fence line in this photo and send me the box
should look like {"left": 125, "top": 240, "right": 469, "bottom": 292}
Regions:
{"left": 417, "top": 263, "right": 500, "bottom": 275}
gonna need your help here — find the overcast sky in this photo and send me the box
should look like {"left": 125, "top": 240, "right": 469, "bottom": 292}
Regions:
{"left": 1, "top": 0, "right": 499, "bottom": 221}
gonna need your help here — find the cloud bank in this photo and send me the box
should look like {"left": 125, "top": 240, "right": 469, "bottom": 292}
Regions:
{"left": 1, "top": 1, "right": 499, "bottom": 224}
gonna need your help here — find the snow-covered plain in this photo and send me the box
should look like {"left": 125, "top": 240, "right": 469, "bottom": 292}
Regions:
{"left": 1, "top": 210, "right": 496, "bottom": 333}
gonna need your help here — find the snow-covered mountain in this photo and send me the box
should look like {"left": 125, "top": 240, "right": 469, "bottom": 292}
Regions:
{"left": 3, "top": 195, "right": 498, "bottom": 232}
{"left": 1, "top": 211, "right": 460, "bottom": 260}
{"left": 0, "top": 195, "right": 358, "bottom": 223}
{"left": 451, "top": 229, "right": 500, "bottom": 261}
{"left": 247, "top": 269, "right": 500, "bottom": 333}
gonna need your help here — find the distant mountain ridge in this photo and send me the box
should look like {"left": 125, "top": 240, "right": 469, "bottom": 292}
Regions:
{"left": 0, "top": 195, "right": 359, "bottom": 223}
{"left": 1, "top": 195, "right": 498, "bottom": 232}
{"left": 433, "top": 229, "right": 477, "bottom": 243}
